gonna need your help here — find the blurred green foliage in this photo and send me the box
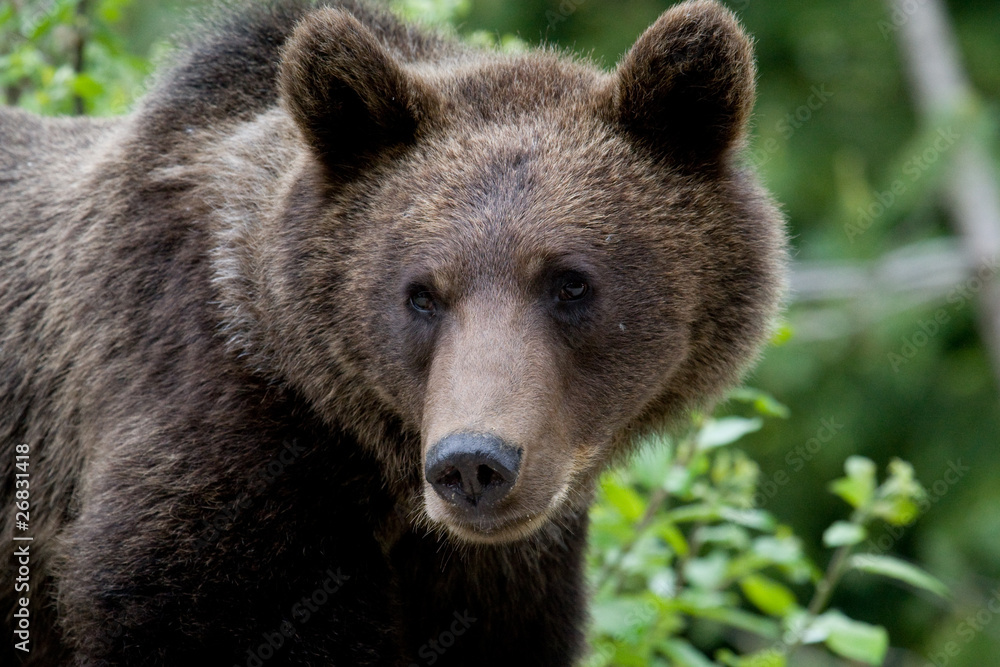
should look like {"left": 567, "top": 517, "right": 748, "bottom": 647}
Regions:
{"left": 4, "top": 0, "right": 999, "bottom": 664}
{"left": 0, "top": 0, "right": 148, "bottom": 114}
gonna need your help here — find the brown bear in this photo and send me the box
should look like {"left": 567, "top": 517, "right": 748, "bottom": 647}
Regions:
{"left": 0, "top": 0, "right": 785, "bottom": 664}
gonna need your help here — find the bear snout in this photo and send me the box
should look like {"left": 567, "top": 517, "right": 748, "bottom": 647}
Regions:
{"left": 425, "top": 432, "right": 522, "bottom": 512}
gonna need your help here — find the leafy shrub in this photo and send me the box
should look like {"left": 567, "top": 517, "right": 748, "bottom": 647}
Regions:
{"left": 586, "top": 389, "right": 946, "bottom": 666}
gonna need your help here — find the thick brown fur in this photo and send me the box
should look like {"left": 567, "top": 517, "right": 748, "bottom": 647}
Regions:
{"left": 0, "top": 1, "right": 785, "bottom": 665}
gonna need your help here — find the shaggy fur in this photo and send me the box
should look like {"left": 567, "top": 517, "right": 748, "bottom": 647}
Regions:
{"left": 0, "top": 1, "right": 785, "bottom": 664}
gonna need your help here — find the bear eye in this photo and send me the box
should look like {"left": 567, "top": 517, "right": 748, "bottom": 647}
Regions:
{"left": 558, "top": 280, "right": 590, "bottom": 302}
{"left": 409, "top": 289, "right": 437, "bottom": 315}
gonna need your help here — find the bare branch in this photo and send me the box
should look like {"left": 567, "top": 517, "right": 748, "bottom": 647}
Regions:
{"left": 887, "top": 0, "right": 1000, "bottom": 383}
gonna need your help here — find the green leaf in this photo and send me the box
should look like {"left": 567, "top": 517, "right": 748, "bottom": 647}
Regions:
{"left": 829, "top": 456, "right": 876, "bottom": 509}
{"left": 663, "top": 464, "right": 695, "bottom": 494}
{"left": 812, "top": 610, "right": 888, "bottom": 665}
{"left": 682, "top": 604, "right": 781, "bottom": 639}
{"left": 392, "top": 0, "right": 470, "bottom": 25}
{"left": 870, "top": 459, "right": 926, "bottom": 525}
{"left": 678, "top": 587, "right": 730, "bottom": 610}
{"left": 822, "top": 520, "right": 867, "bottom": 547}
{"left": 721, "top": 507, "right": 776, "bottom": 531}
{"left": 72, "top": 73, "right": 104, "bottom": 100}
{"left": 0, "top": 5, "right": 15, "bottom": 29}
{"left": 870, "top": 496, "right": 920, "bottom": 526}
{"left": 600, "top": 478, "right": 646, "bottom": 522}
{"left": 684, "top": 552, "right": 730, "bottom": 589}
{"left": 739, "top": 574, "right": 799, "bottom": 617}
{"left": 659, "top": 638, "right": 718, "bottom": 667}
{"left": 846, "top": 456, "right": 877, "bottom": 482}
{"left": 729, "top": 387, "right": 791, "bottom": 418}
{"left": 652, "top": 519, "right": 689, "bottom": 558}
{"left": 717, "top": 647, "right": 787, "bottom": 667}
{"left": 26, "top": 6, "right": 58, "bottom": 40}
{"left": 97, "top": 0, "right": 136, "bottom": 24}
{"left": 665, "top": 503, "right": 721, "bottom": 524}
{"left": 887, "top": 458, "right": 917, "bottom": 483}
{"left": 739, "top": 649, "right": 787, "bottom": 667}
{"left": 697, "top": 417, "right": 763, "bottom": 450}
{"left": 769, "top": 321, "right": 793, "bottom": 346}
{"left": 648, "top": 569, "right": 677, "bottom": 599}
{"left": 590, "top": 597, "right": 656, "bottom": 638}
{"left": 696, "top": 523, "right": 750, "bottom": 549}
{"left": 628, "top": 441, "right": 673, "bottom": 490}
{"left": 848, "top": 554, "right": 949, "bottom": 598}
{"left": 750, "top": 535, "right": 804, "bottom": 565}
{"left": 585, "top": 638, "right": 618, "bottom": 667}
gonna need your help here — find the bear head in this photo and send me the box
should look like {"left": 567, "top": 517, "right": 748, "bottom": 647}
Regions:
{"left": 225, "top": 0, "right": 784, "bottom": 544}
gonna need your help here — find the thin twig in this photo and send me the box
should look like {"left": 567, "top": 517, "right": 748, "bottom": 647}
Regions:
{"left": 595, "top": 423, "right": 702, "bottom": 592}
{"left": 71, "top": 0, "right": 89, "bottom": 115}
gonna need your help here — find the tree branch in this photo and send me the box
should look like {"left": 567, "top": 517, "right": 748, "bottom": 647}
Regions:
{"left": 887, "top": 0, "right": 1000, "bottom": 385}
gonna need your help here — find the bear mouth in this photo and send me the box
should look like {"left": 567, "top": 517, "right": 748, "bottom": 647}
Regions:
{"left": 438, "top": 510, "right": 552, "bottom": 544}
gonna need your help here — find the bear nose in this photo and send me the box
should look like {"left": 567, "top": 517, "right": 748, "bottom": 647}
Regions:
{"left": 425, "top": 433, "right": 521, "bottom": 511}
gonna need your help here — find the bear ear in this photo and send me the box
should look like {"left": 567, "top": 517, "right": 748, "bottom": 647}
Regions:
{"left": 601, "top": 0, "right": 756, "bottom": 168}
{"left": 279, "top": 8, "right": 436, "bottom": 171}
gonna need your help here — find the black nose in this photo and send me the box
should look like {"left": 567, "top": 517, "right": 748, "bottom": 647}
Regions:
{"left": 425, "top": 433, "right": 522, "bottom": 510}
